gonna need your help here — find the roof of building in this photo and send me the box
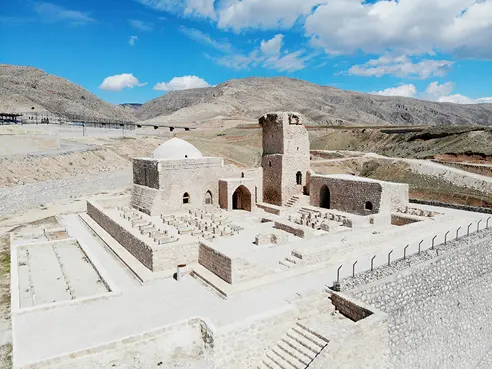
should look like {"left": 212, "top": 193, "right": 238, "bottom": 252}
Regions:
{"left": 151, "top": 137, "right": 203, "bottom": 160}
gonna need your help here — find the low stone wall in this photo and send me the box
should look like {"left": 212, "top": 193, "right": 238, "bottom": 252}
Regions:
{"left": 154, "top": 242, "right": 199, "bottom": 272}
{"left": 256, "top": 202, "right": 283, "bottom": 216}
{"left": 410, "top": 199, "right": 492, "bottom": 214}
{"left": 274, "top": 220, "right": 312, "bottom": 238}
{"left": 331, "top": 293, "right": 373, "bottom": 322}
{"left": 342, "top": 229, "right": 492, "bottom": 368}
{"left": 87, "top": 201, "right": 154, "bottom": 270}
{"left": 198, "top": 243, "right": 232, "bottom": 284}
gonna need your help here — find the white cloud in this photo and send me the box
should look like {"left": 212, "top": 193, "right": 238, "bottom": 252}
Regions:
{"left": 348, "top": 55, "right": 454, "bottom": 79}
{"left": 373, "top": 81, "right": 492, "bottom": 104}
{"left": 129, "top": 36, "right": 138, "bottom": 46}
{"left": 129, "top": 19, "right": 154, "bottom": 32}
{"left": 136, "top": 0, "right": 215, "bottom": 19}
{"left": 263, "top": 50, "right": 316, "bottom": 72}
{"left": 261, "top": 34, "right": 284, "bottom": 56}
{"left": 305, "top": 0, "right": 492, "bottom": 58}
{"left": 99, "top": 74, "right": 146, "bottom": 92}
{"left": 180, "top": 26, "right": 232, "bottom": 52}
{"left": 217, "top": 0, "right": 322, "bottom": 31}
{"left": 372, "top": 84, "right": 418, "bottom": 98}
{"left": 425, "top": 81, "right": 455, "bottom": 99}
{"left": 153, "top": 76, "right": 211, "bottom": 91}
{"left": 33, "top": 2, "right": 95, "bottom": 25}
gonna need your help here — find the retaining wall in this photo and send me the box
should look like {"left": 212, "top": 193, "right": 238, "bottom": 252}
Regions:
{"left": 198, "top": 242, "right": 232, "bottom": 284}
{"left": 343, "top": 229, "right": 492, "bottom": 368}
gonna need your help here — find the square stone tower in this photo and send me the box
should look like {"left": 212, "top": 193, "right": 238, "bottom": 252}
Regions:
{"left": 260, "top": 112, "right": 310, "bottom": 206}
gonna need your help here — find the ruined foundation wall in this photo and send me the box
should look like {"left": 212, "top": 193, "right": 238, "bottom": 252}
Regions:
{"left": 345, "top": 230, "right": 492, "bottom": 368}
{"left": 87, "top": 201, "right": 154, "bottom": 270}
{"left": 198, "top": 243, "right": 232, "bottom": 284}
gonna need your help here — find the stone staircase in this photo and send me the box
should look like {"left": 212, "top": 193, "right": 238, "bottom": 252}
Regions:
{"left": 285, "top": 196, "right": 301, "bottom": 208}
{"left": 258, "top": 292, "right": 332, "bottom": 369}
{"left": 258, "top": 322, "right": 328, "bottom": 369}
{"left": 279, "top": 252, "right": 303, "bottom": 269}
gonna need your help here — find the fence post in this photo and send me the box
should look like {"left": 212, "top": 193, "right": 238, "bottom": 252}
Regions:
{"left": 352, "top": 261, "right": 358, "bottom": 278}
{"left": 487, "top": 217, "right": 491, "bottom": 229}
{"left": 388, "top": 250, "right": 393, "bottom": 266}
{"left": 432, "top": 235, "right": 437, "bottom": 250}
{"left": 418, "top": 240, "right": 423, "bottom": 254}
{"left": 404, "top": 244, "right": 409, "bottom": 259}
{"left": 444, "top": 231, "right": 450, "bottom": 245}
{"left": 477, "top": 220, "right": 482, "bottom": 232}
{"left": 467, "top": 223, "right": 472, "bottom": 236}
{"left": 371, "top": 256, "right": 376, "bottom": 271}
{"left": 456, "top": 227, "right": 461, "bottom": 240}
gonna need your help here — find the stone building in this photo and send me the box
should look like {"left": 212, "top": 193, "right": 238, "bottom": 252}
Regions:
{"left": 131, "top": 112, "right": 408, "bottom": 217}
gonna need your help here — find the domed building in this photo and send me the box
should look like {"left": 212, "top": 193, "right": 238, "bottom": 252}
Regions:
{"left": 131, "top": 136, "right": 263, "bottom": 215}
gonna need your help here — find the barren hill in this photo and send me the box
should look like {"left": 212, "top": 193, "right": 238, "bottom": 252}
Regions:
{"left": 0, "top": 64, "right": 135, "bottom": 121}
{"left": 136, "top": 77, "right": 492, "bottom": 126}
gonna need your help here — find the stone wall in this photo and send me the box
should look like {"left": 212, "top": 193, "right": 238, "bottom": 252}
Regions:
{"left": 213, "top": 306, "right": 299, "bottom": 368}
{"left": 217, "top": 177, "right": 262, "bottom": 212}
{"left": 331, "top": 293, "right": 373, "bottom": 322}
{"left": 310, "top": 175, "right": 383, "bottom": 215}
{"left": 133, "top": 159, "right": 159, "bottom": 189}
{"left": 198, "top": 242, "right": 232, "bottom": 284}
{"left": 410, "top": 199, "right": 492, "bottom": 214}
{"left": 344, "top": 229, "right": 492, "bottom": 368}
{"left": 87, "top": 200, "right": 155, "bottom": 270}
{"left": 274, "top": 220, "right": 312, "bottom": 238}
{"left": 154, "top": 241, "right": 199, "bottom": 272}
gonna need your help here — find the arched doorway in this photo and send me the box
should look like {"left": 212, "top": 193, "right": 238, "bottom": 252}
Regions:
{"left": 204, "top": 191, "right": 213, "bottom": 205}
{"left": 232, "top": 185, "right": 252, "bottom": 211}
{"left": 320, "top": 185, "right": 331, "bottom": 209}
{"left": 183, "top": 192, "right": 190, "bottom": 204}
{"left": 296, "top": 171, "right": 302, "bottom": 185}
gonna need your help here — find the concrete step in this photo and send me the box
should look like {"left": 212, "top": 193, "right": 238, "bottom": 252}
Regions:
{"left": 280, "top": 336, "right": 315, "bottom": 362}
{"left": 285, "top": 330, "right": 320, "bottom": 354}
{"left": 276, "top": 341, "right": 311, "bottom": 366}
{"left": 261, "top": 356, "right": 281, "bottom": 369}
{"left": 292, "top": 325, "right": 327, "bottom": 349}
{"left": 295, "top": 322, "right": 330, "bottom": 345}
{"left": 285, "top": 257, "right": 299, "bottom": 264}
{"left": 271, "top": 345, "right": 304, "bottom": 369}
{"left": 267, "top": 349, "right": 298, "bottom": 369}
{"left": 279, "top": 259, "right": 294, "bottom": 268}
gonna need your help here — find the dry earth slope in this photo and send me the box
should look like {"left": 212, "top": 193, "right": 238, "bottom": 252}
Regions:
{"left": 0, "top": 64, "right": 134, "bottom": 121}
{"left": 137, "top": 77, "right": 492, "bottom": 126}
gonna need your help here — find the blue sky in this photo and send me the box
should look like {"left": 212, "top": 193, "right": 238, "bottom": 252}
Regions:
{"left": 1, "top": 0, "right": 492, "bottom": 105}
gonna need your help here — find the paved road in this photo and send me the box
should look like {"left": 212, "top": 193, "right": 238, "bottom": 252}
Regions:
{"left": 0, "top": 169, "right": 132, "bottom": 218}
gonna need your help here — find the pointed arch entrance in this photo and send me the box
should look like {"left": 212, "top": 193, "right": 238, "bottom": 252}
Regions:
{"left": 320, "top": 185, "right": 331, "bottom": 209}
{"left": 232, "top": 185, "right": 252, "bottom": 211}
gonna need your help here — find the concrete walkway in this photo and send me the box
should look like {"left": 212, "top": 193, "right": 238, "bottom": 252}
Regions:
{"left": 58, "top": 214, "right": 139, "bottom": 291}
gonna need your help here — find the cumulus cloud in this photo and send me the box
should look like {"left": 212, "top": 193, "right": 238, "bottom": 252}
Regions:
{"left": 153, "top": 76, "right": 211, "bottom": 91}
{"left": 99, "top": 74, "right": 146, "bottom": 92}
{"left": 372, "top": 84, "right": 418, "bottom": 98}
{"left": 129, "top": 36, "right": 138, "bottom": 46}
{"left": 33, "top": 2, "right": 95, "bottom": 25}
{"left": 348, "top": 55, "right": 454, "bottom": 79}
{"left": 373, "top": 81, "right": 492, "bottom": 104}
{"left": 217, "top": 0, "right": 322, "bottom": 31}
{"left": 129, "top": 19, "right": 154, "bottom": 32}
{"left": 305, "top": 0, "right": 492, "bottom": 58}
{"left": 180, "top": 26, "right": 232, "bottom": 52}
{"left": 261, "top": 34, "right": 284, "bottom": 56}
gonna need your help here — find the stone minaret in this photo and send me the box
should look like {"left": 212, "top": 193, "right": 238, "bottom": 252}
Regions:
{"left": 260, "top": 112, "right": 310, "bottom": 206}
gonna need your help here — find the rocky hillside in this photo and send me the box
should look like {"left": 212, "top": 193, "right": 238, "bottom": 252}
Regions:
{"left": 136, "top": 77, "right": 492, "bottom": 126}
{"left": 0, "top": 64, "right": 135, "bottom": 121}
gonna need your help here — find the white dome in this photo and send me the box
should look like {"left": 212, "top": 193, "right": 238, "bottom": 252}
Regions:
{"left": 151, "top": 137, "right": 203, "bottom": 160}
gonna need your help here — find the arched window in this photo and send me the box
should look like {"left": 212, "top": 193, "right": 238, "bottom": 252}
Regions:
{"left": 204, "top": 191, "right": 213, "bottom": 205}
{"left": 183, "top": 192, "right": 190, "bottom": 204}
{"left": 269, "top": 161, "right": 272, "bottom": 167}
{"left": 365, "top": 201, "right": 373, "bottom": 211}
{"left": 296, "top": 171, "right": 302, "bottom": 185}
{"left": 241, "top": 172, "right": 245, "bottom": 178}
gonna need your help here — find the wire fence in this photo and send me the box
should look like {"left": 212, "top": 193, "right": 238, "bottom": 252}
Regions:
{"left": 333, "top": 216, "right": 492, "bottom": 291}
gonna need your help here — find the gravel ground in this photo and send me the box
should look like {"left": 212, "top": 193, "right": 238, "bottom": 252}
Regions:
{"left": 0, "top": 169, "right": 132, "bottom": 218}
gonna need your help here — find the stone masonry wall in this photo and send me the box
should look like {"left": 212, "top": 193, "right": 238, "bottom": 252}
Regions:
{"left": 213, "top": 306, "right": 299, "bottom": 368}
{"left": 133, "top": 159, "right": 159, "bottom": 189}
{"left": 154, "top": 241, "right": 199, "bottom": 272}
{"left": 87, "top": 201, "right": 154, "bottom": 270}
{"left": 198, "top": 242, "right": 232, "bottom": 284}
{"left": 310, "top": 175, "right": 382, "bottom": 215}
{"left": 331, "top": 293, "right": 373, "bottom": 322}
{"left": 345, "top": 229, "right": 492, "bottom": 368}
